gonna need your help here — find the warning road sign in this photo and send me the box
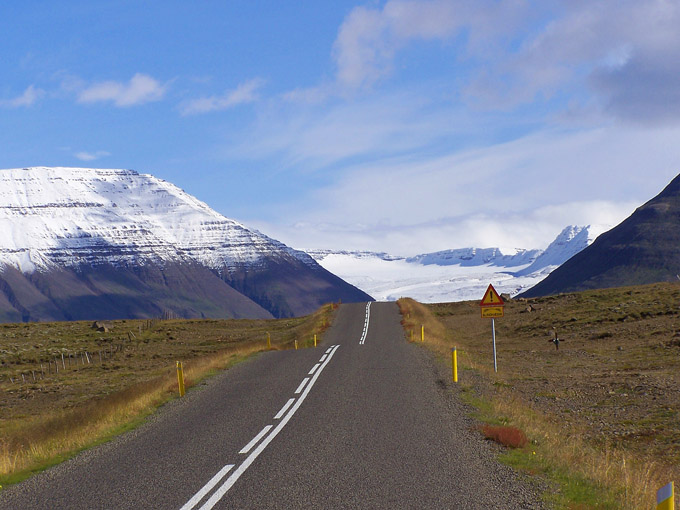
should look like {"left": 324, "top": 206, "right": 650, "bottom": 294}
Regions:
{"left": 479, "top": 283, "right": 505, "bottom": 373}
{"left": 480, "top": 284, "right": 504, "bottom": 307}
{"left": 481, "top": 306, "right": 504, "bottom": 318}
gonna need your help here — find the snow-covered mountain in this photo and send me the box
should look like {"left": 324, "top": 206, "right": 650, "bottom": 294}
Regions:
{"left": 406, "top": 247, "right": 541, "bottom": 268}
{"left": 0, "top": 167, "right": 315, "bottom": 272}
{"left": 309, "top": 225, "right": 608, "bottom": 303}
{"left": 0, "top": 167, "right": 371, "bottom": 322}
{"left": 514, "top": 225, "right": 601, "bottom": 277}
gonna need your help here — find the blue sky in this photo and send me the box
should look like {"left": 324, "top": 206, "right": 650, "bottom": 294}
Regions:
{"left": 3, "top": 0, "right": 680, "bottom": 255}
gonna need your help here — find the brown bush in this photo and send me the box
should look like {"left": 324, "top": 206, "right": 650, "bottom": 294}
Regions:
{"left": 481, "top": 424, "right": 528, "bottom": 448}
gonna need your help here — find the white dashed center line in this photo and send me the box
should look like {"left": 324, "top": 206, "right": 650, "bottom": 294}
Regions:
{"left": 180, "top": 345, "right": 340, "bottom": 510}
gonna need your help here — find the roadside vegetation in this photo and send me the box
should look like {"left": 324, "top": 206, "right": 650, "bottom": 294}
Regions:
{"left": 0, "top": 303, "right": 337, "bottom": 487}
{"left": 398, "top": 283, "right": 680, "bottom": 509}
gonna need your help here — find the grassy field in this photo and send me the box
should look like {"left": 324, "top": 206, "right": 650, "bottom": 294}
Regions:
{"left": 399, "top": 282, "right": 680, "bottom": 509}
{"left": 0, "top": 303, "right": 336, "bottom": 486}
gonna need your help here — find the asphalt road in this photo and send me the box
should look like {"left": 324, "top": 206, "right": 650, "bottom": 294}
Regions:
{"left": 0, "top": 302, "right": 544, "bottom": 509}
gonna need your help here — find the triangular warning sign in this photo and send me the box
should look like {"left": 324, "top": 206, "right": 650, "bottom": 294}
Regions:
{"left": 480, "top": 284, "right": 504, "bottom": 306}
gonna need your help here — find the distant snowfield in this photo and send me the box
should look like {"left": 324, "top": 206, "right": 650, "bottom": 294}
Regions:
{"left": 310, "top": 224, "right": 611, "bottom": 303}
{"left": 315, "top": 253, "right": 550, "bottom": 302}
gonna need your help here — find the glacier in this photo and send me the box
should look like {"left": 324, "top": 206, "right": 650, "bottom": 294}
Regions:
{"left": 308, "top": 224, "right": 611, "bottom": 303}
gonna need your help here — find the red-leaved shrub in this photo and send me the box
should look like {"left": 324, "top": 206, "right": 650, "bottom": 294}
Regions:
{"left": 481, "top": 424, "right": 528, "bottom": 448}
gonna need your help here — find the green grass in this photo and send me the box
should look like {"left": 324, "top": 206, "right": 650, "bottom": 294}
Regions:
{"left": 500, "top": 448, "right": 620, "bottom": 510}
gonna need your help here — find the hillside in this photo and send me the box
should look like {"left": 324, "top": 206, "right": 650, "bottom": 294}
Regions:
{"left": 521, "top": 173, "right": 680, "bottom": 297}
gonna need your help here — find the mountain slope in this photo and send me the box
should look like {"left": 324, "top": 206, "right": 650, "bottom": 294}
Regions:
{"left": 0, "top": 167, "right": 371, "bottom": 321}
{"left": 521, "top": 173, "right": 680, "bottom": 297}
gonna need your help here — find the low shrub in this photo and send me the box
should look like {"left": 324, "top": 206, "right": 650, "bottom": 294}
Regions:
{"left": 481, "top": 424, "right": 528, "bottom": 449}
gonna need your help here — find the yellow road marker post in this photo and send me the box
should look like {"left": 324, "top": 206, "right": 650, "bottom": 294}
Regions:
{"left": 452, "top": 347, "right": 458, "bottom": 383}
{"left": 410, "top": 330, "right": 413, "bottom": 342}
{"left": 314, "top": 334, "right": 317, "bottom": 347}
{"left": 421, "top": 325, "right": 424, "bottom": 343}
{"left": 295, "top": 339, "right": 298, "bottom": 350}
{"left": 176, "top": 361, "right": 185, "bottom": 397}
{"left": 267, "top": 332, "right": 271, "bottom": 349}
{"left": 657, "top": 482, "right": 675, "bottom": 510}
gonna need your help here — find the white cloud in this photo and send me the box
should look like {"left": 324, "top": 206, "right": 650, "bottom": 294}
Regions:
{"left": 74, "top": 150, "right": 111, "bottom": 162}
{"left": 256, "top": 199, "right": 638, "bottom": 257}
{"left": 227, "top": 90, "right": 482, "bottom": 170}
{"left": 283, "top": 84, "right": 333, "bottom": 104}
{"left": 180, "top": 78, "right": 264, "bottom": 115}
{"left": 332, "top": 0, "right": 462, "bottom": 90}
{"left": 461, "top": 0, "right": 680, "bottom": 122}
{"left": 0, "top": 85, "right": 45, "bottom": 108}
{"left": 247, "top": 123, "right": 680, "bottom": 255}
{"left": 330, "top": 0, "right": 534, "bottom": 92}
{"left": 78, "top": 73, "right": 166, "bottom": 107}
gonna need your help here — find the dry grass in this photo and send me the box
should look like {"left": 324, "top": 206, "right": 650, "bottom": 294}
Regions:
{"left": 397, "top": 287, "right": 680, "bottom": 509}
{"left": 398, "top": 298, "right": 449, "bottom": 349}
{"left": 0, "top": 303, "right": 336, "bottom": 486}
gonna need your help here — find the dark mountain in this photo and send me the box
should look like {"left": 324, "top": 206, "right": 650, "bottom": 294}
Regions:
{"left": 0, "top": 262, "right": 273, "bottom": 323}
{"left": 521, "top": 173, "right": 680, "bottom": 297}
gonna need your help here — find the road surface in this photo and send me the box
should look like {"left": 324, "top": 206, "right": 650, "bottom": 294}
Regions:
{"left": 0, "top": 302, "right": 543, "bottom": 509}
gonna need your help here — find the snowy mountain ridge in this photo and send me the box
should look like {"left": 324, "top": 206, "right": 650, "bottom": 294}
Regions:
{"left": 406, "top": 247, "right": 541, "bottom": 268}
{"left": 0, "top": 167, "right": 314, "bottom": 273}
{"left": 309, "top": 225, "right": 609, "bottom": 302}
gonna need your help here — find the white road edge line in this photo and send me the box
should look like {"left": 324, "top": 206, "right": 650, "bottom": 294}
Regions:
{"left": 179, "top": 464, "right": 234, "bottom": 510}
{"left": 308, "top": 363, "right": 321, "bottom": 375}
{"left": 239, "top": 425, "right": 274, "bottom": 454}
{"left": 195, "top": 345, "right": 340, "bottom": 510}
{"left": 295, "top": 377, "right": 310, "bottom": 394}
{"left": 319, "top": 354, "right": 328, "bottom": 362}
{"left": 274, "top": 398, "right": 295, "bottom": 420}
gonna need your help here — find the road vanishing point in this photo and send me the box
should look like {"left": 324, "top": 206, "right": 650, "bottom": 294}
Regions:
{"left": 0, "top": 302, "right": 543, "bottom": 509}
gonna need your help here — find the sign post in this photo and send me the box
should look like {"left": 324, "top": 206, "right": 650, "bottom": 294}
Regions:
{"left": 491, "top": 318, "right": 497, "bottom": 373}
{"left": 479, "top": 284, "right": 504, "bottom": 373}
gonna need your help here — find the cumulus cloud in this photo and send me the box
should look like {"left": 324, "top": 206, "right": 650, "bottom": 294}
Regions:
{"left": 78, "top": 73, "right": 166, "bottom": 107}
{"left": 490, "top": 0, "right": 680, "bottom": 121}
{"left": 332, "top": 0, "right": 462, "bottom": 89}
{"left": 0, "top": 85, "right": 45, "bottom": 108}
{"left": 74, "top": 150, "right": 111, "bottom": 162}
{"left": 330, "top": 0, "right": 535, "bottom": 91}
{"left": 328, "top": 0, "right": 680, "bottom": 124}
{"left": 180, "top": 78, "right": 264, "bottom": 115}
